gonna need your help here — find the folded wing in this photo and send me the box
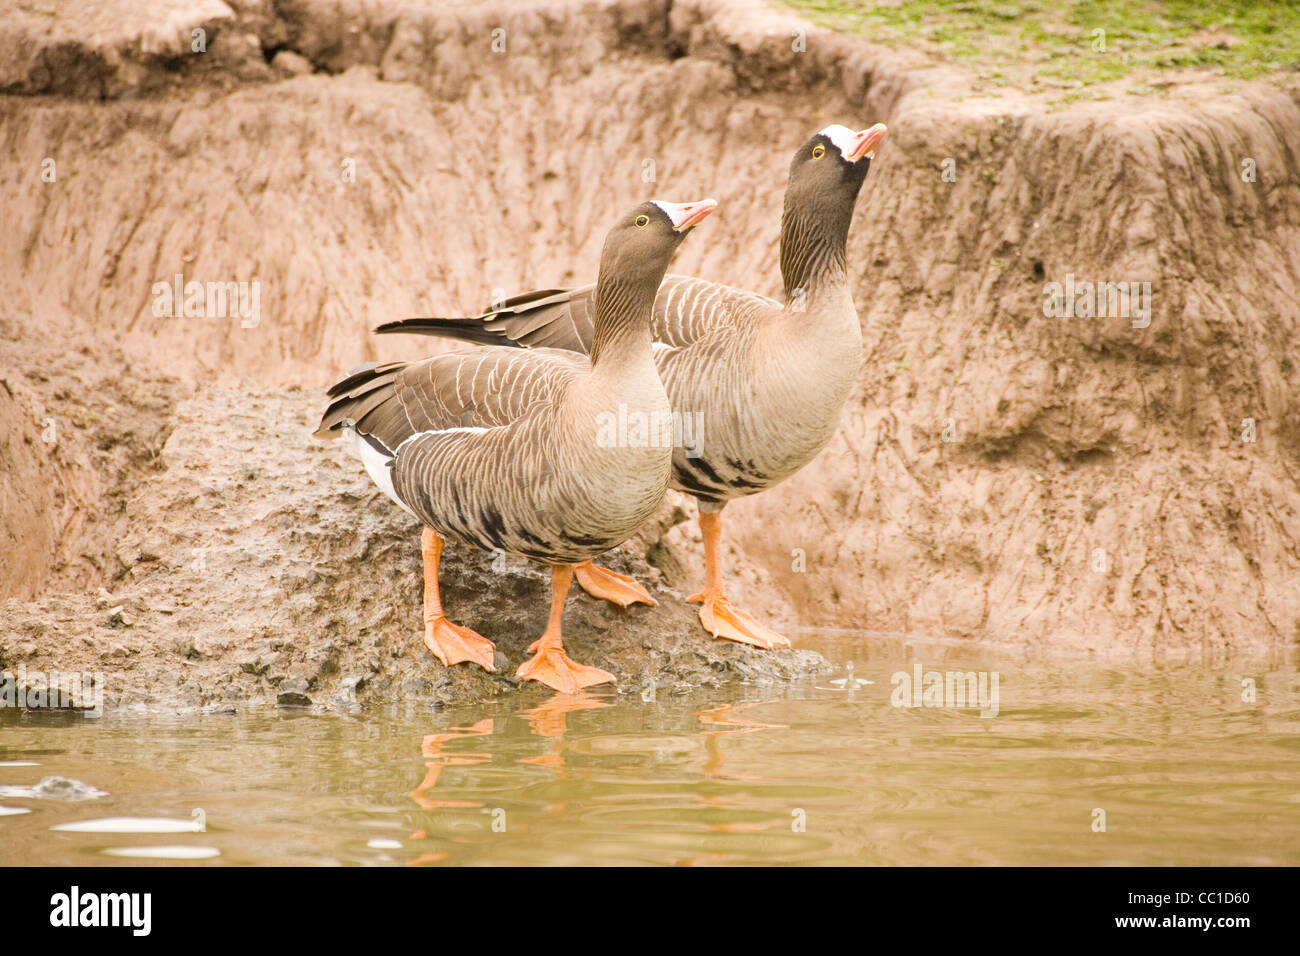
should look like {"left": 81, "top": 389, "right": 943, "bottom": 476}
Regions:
{"left": 373, "top": 274, "right": 779, "bottom": 355}
{"left": 315, "top": 346, "right": 587, "bottom": 452}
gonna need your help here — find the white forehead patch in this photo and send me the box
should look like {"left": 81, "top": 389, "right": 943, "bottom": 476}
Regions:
{"left": 649, "top": 199, "right": 690, "bottom": 228}
{"left": 649, "top": 198, "right": 716, "bottom": 230}
{"left": 818, "top": 124, "right": 859, "bottom": 158}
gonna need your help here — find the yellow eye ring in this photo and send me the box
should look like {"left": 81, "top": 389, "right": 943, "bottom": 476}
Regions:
{"left": 635, "top": 215, "right": 649, "bottom": 227}
{"left": 812, "top": 144, "right": 826, "bottom": 159}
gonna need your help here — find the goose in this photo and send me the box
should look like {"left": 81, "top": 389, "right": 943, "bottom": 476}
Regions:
{"left": 373, "top": 123, "right": 887, "bottom": 650}
{"left": 315, "top": 197, "right": 718, "bottom": 693}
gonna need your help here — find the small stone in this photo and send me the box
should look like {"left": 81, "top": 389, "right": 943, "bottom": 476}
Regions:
{"left": 271, "top": 50, "right": 314, "bottom": 76}
{"left": 276, "top": 691, "right": 312, "bottom": 707}
{"left": 239, "top": 653, "right": 274, "bottom": 676}
{"left": 280, "top": 676, "right": 310, "bottom": 696}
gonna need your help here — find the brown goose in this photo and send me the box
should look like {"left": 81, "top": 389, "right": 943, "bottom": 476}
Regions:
{"left": 315, "top": 198, "right": 718, "bottom": 693}
{"left": 373, "top": 123, "right": 887, "bottom": 650}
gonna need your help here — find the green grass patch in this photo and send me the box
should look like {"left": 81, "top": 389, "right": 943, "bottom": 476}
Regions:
{"left": 781, "top": 0, "right": 1300, "bottom": 84}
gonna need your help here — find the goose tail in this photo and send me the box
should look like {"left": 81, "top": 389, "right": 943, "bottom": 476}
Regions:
{"left": 313, "top": 361, "right": 406, "bottom": 440}
{"left": 372, "top": 317, "right": 515, "bottom": 347}
{"left": 315, "top": 361, "right": 416, "bottom": 516}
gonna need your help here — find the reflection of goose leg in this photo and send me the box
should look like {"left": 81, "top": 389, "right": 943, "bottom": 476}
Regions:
{"left": 517, "top": 565, "right": 616, "bottom": 693}
{"left": 421, "top": 528, "right": 496, "bottom": 671}
{"left": 573, "top": 561, "right": 657, "bottom": 606}
{"left": 688, "top": 510, "right": 791, "bottom": 650}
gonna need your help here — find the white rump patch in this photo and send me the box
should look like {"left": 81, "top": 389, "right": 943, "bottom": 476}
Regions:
{"left": 341, "top": 424, "right": 415, "bottom": 517}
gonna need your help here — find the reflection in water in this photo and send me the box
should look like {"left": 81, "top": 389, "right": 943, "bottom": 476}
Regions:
{"left": 51, "top": 816, "right": 202, "bottom": 833}
{"left": 102, "top": 845, "right": 220, "bottom": 860}
{"left": 519, "top": 693, "right": 610, "bottom": 768}
{"left": 408, "top": 719, "right": 494, "bottom": 811}
{"left": 1, "top": 636, "right": 1298, "bottom": 866}
{"left": 698, "top": 702, "right": 788, "bottom": 779}
{"left": 405, "top": 720, "right": 494, "bottom": 865}
{"left": 688, "top": 702, "right": 793, "bottom": 864}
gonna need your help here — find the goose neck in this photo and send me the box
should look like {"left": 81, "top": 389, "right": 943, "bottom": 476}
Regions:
{"left": 779, "top": 204, "right": 851, "bottom": 304}
{"left": 590, "top": 277, "right": 656, "bottom": 368}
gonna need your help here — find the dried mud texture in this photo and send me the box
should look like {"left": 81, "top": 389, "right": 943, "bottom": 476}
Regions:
{"left": 1, "top": 0, "right": 1299, "bottom": 693}
{"left": 0, "top": 0, "right": 262, "bottom": 99}
{"left": 0, "top": 314, "right": 176, "bottom": 601}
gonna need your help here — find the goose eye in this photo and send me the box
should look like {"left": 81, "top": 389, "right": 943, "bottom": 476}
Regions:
{"left": 635, "top": 215, "right": 649, "bottom": 227}
{"left": 812, "top": 144, "right": 826, "bottom": 159}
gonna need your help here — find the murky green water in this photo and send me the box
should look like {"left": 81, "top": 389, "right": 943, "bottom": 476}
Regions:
{"left": 3, "top": 633, "right": 1298, "bottom": 866}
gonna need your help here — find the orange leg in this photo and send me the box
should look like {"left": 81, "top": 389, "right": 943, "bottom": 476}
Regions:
{"left": 421, "top": 527, "right": 496, "bottom": 671}
{"left": 687, "top": 509, "right": 791, "bottom": 650}
{"left": 516, "top": 565, "right": 616, "bottom": 693}
{"left": 573, "top": 560, "right": 657, "bottom": 607}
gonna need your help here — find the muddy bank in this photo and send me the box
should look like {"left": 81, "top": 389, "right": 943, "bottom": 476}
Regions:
{"left": 0, "top": 378, "right": 828, "bottom": 712}
{"left": 2, "top": 0, "right": 1299, "bottom": 685}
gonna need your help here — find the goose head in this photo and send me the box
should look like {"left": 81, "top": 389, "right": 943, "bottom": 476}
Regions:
{"left": 779, "top": 123, "right": 886, "bottom": 298}
{"left": 590, "top": 198, "right": 717, "bottom": 363}
{"left": 786, "top": 122, "right": 887, "bottom": 215}
{"left": 597, "top": 198, "right": 718, "bottom": 291}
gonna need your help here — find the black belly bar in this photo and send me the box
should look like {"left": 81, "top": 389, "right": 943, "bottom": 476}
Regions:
{"left": 675, "top": 454, "right": 769, "bottom": 501}
{"left": 433, "top": 522, "right": 622, "bottom": 566}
